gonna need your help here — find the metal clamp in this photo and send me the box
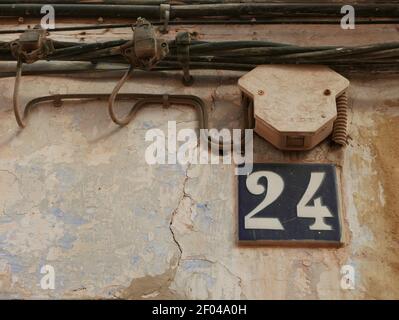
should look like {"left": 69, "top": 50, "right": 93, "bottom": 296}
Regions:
{"left": 159, "top": 4, "right": 171, "bottom": 34}
{"left": 176, "top": 32, "right": 194, "bottom": 86}
{"left": 10, "top": 27, "right": 53, "bottom": 64}
{"left": 120, "top": 18, "right": 169, "bottom": 70}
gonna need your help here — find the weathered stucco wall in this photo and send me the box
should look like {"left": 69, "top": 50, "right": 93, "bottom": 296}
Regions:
{"left": 0, "top": 22, "right": 398, "bottom": 299}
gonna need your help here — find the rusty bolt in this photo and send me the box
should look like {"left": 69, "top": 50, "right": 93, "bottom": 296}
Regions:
{"left": 324, "top": 89, "right": 331, "bottom": 96}
{"left": 53, "top": 95, "right": 63, "bottom": 108}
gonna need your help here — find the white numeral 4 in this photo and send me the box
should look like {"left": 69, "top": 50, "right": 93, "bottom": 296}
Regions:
{"left": 297, "top": 172, "right": 333, "bottom": 230}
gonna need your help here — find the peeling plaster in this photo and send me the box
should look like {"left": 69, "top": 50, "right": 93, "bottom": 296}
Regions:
{"left": 0, "top": 24, "right": 398, "bottom": 299}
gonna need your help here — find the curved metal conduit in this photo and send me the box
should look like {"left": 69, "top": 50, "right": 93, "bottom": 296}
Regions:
{"left": 13, "top": 62, "right": 209, "bottom": 130}
{"left": 14, "top": 82, "right": 252, "bottom": 152}
{"left": 21, "top": 93, "right": 208, "bottom": 129}
{"left": 20, "top": 92, "right": 251, "bottom": 152}
{"left": 13, "top": 59, "right": 25, "bottom": 128}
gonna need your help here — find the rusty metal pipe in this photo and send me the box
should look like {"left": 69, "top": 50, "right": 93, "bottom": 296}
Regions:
{"left": 13, "top": 59, "right": 25, "bottom": 128}
{"left": 0, "top": 3, "right": 397, "bottom": 20}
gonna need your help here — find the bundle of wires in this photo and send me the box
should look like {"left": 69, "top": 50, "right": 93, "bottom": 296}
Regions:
{"left": 1, "top": 37, "right": 398, "bottom": 76}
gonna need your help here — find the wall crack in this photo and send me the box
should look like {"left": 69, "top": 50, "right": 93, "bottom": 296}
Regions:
{"left": 169, "top": 163, "right": 195, "bottom": 269}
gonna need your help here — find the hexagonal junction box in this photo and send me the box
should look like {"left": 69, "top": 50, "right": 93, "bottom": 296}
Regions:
{"left": 238, "top": 65, "right": 350, "bottom": 150}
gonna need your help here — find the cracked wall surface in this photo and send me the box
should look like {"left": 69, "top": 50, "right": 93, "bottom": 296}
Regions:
{"left": 0, "top": 23, "right": 398, "bottom": 299}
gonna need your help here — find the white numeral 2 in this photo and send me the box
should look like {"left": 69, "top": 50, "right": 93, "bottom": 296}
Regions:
{"left": 245, "top": 171, "right": 285, "bottom": 230}
{"left": 244, "top": 171, "right": 333, "bottom": 231}
{"left": 297, "top": 172, "right": 333, "bottom": 230}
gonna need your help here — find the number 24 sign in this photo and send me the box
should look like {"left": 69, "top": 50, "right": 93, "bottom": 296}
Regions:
{"left": 238, "top": 163, "right": 342, "bottom": 246}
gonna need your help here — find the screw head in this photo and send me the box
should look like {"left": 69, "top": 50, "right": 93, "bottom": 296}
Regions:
{"left": 257, "top": 90, "right": 264, "bottom": 96}
{"left": 324, "top": 89, "right": 331, "bottom": 96}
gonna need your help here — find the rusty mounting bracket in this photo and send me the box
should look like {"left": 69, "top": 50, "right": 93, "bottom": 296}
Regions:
{"left": 10, "top": 27, "right": 54, "bottom": 64}
{"left": 176, "top": 32, "right": 194, "bottom": 86}
{"left": 120, "top": 18, "right": 169, "bottom": 70}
